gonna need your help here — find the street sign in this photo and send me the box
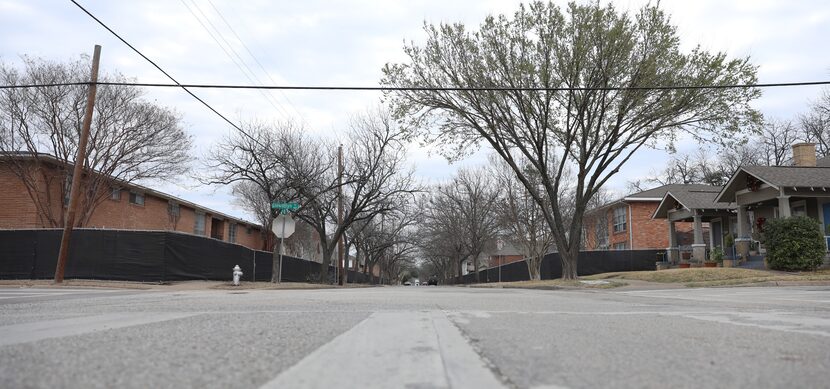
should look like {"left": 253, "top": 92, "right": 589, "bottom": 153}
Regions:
{"left": 271, "top": 202, "right": 299, "bottom": 211}
{"left": 271, "top": 214, "right": 296, "bottom": 238}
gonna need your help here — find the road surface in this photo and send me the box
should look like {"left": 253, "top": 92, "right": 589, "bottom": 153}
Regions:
{"left": 1, "top": 285, "right": 828, "bottom": 388}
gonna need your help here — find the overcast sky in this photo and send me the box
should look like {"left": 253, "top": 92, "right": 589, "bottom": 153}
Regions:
{"left": 1, "top": 0, "right": 829, "bottom": 223}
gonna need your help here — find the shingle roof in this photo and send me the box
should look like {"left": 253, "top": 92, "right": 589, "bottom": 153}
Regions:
{"left": 817, "top": 155, "right": 830, "bottom": 167}
{"left": 667, "top": 187, "right": 734, "bottom": 210}
{"left": 625, "top": 183, "right": 716, "bottom": 200}
{"left": 742, "top": 165, "right": 830, "bottom": 188}
{"left": 652, "top": 185, "right": 735, "bottom": 219}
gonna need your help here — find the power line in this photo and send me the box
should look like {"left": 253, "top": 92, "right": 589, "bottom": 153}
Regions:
{"left": 68, "top": 0, "right": 259, "bottom": 146}
{"left": 4, "top": 79, "right": 830, "bottom": 91}
{"left": 179, "top": 0, "right": 293, "bottom": 119}
{"left": 205, "top": 0, "right": 311, "bottom": 126}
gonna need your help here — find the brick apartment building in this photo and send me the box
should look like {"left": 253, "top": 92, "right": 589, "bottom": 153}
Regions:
{"left": 0, "top": 153, "right": 267, "bottom": 251}
{"left": 582, "top": 184, "right": 707, "bottom": 251}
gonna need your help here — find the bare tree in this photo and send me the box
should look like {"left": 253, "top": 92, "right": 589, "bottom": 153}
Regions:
{"left": 800, "top": 89, "right": 830, "bottom": 157}
{"left": 490, "top": 155, "right": 556, "bottom": 280}
{"left": 293, "top": 107, "right": 419, "bottom": 283}
{"left": 383, "top": 2, "right": 759, "bottom": 278}
{"left": 0, "top": 55, "right": 192, "bottom": 227}
{"left": 417, "top": 190, "right": 468, "bottom": 282}
{"left": 204, "top": 120, "right": 329, "bottom": 281}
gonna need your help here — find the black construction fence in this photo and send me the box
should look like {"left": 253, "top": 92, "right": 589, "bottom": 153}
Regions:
{"left": 459, "top": 249, "right": 663, "bottom": 284}
{"left": 0, "top": 229, "right": 370, "bottom": 284}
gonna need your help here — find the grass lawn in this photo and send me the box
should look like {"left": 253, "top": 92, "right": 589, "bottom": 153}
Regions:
{"left": 582, "top": 268, "right": 830, "bottom": 287}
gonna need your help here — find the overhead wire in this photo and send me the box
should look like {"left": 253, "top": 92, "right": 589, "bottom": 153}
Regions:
{"left": 179, "top": 0, "right": 294, "bottom": 120}
{"left": 205, "top": 0, "right": 311, "bottom": 127}
{"left": 68, "top": 0, "right": 263, "bottom": 148}
{"left": 3, "top": 80, "right": 830, "bottom": 91}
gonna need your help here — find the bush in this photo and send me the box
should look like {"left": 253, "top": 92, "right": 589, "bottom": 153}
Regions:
{"left": 709, "top": 247, "right": 724, "bottom": 263}
{"left": 764, "top": 216, "right": 826, "bottom": 271}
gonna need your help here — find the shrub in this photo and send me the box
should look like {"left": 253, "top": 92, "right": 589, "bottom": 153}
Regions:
{"left": 709, "top": 247, "right": 724, "bottom": 263}
{"left": 764, "top": 216, "right": 826, "bottom": 271}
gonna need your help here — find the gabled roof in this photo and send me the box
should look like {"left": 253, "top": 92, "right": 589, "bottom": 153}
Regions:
{"left": 586, "top": 183, "right": 720, "bottom": 215}
{"left": 652, "top": 185, "right": 734, "bottom": 219}
{"left": 623, "top": 183, "right": 716, "bottom": 201}
{"left": 715, "top": 165, "right": 830, "bottom": 203}
{"left": 818, "top": 155, "right": 830, "bottom": 167}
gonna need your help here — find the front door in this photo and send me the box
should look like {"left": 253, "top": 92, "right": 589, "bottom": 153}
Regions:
{"left": 711, "top": 220, "right": 723, "bottom": 248}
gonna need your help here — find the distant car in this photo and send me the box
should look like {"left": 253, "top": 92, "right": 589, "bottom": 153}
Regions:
{"left": 427, "top": 278, "right": 438, "bottom": 286}
{"left": 403, "top": 281, "right": 411, "bottom": 286}
{"left": 414, "top": 281, "right": 420, "bottom": 286}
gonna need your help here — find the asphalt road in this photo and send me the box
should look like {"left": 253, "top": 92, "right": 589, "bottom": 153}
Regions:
{"left": 1, "top": 285, "right": 828, "bottom": 388}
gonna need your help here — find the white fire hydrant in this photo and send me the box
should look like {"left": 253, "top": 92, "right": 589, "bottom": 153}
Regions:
{"left": 232, "top": 265, "right": 243, "bottom": 286}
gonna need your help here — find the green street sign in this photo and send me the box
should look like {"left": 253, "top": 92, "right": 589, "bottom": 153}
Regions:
{"left": 271, "top": 202, "right": 300, "bottom": 211}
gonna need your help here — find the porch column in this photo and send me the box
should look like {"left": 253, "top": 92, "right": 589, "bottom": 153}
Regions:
{"left": 735, "top": 205, "right": 751, "bottom": 262}
{"left": 666, "top": 220, "right": 679, "bottom": 264}
{"left": 778, "top": 195, "right": 791, "bottom": 218}
{"left": 691, "top": 211, "right": 707, "bottom": 263}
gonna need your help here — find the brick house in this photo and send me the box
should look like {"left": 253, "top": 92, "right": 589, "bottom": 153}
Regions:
{"left": 0, "top": 153, "right": 266, "bottom": 251}
{"left": 582, "top": 184, "right": 707, "bottom": 252}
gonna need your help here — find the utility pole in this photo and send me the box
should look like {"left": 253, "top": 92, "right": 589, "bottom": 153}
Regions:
{"left": 338, "top": 144, "right": 346, "bottom": 286}
{"left": 55, "top": 44, "right": 101, "bottom": 284}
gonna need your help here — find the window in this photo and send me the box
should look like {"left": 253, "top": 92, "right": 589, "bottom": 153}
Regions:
{"left": 613, "top": 206, "right": 627, "bottom": 233}
{"left": 792, "top": 200, "right": 807, "bottom": 217}
{"left": 228, "top": 223, "right": 237, "bottom": 243}
{"left": 168, "top": 201, "right": 180, "bottom": 217}
{"left": 194, "top": 212, "right": 205, "bottom": 235}
{"left": 595, "top": 221, "right": 608, "bottom": 250}
{"left": 246, "top": 226, "right": 253, "bottom": 235}
{"left": 64, "top": 177, "right": 72, "bottom": 206}
{"left": 111, "top": 187, "right": 121, "bottom": 201}
{"left": 613, "top": 242, "right": 627, "bottom": 250}
{"left": 129, "top": 191, "right": 145, "bottom": 206}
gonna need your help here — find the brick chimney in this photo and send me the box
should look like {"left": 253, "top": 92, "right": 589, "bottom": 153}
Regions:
{"left": 792, "top": 143, "right": 817, "bottom": 167}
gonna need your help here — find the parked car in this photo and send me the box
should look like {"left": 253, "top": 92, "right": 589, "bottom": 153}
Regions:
{"left": 427, "top": 278, "right": 438, "bottom": 286}
{"left": 403, "top": 281, "right": 411, "bottom": 286}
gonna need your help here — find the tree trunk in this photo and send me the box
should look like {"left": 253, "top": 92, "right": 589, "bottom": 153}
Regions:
{"left": 527, "top": 255, "right": 542, "bottom": 281}
{"left": 319, "top": 246, "right": 334, "bottom": 283}
{"left": 473, "top": 255, "right": 480, "bottom": 283}
{"left": 560, "top": 246, "right": 579, "bottom": 280}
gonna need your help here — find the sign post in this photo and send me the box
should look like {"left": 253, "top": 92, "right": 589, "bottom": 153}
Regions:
{"left": 271, "top": 202, "right": 298, "bottom": 284}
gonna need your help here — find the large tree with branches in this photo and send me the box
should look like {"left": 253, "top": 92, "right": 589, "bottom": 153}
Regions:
{"left": 0, "top": 55, "right": 191, "bottom": 227}
{"left": 383, "top": 1, "right": 760, "bottom": 279}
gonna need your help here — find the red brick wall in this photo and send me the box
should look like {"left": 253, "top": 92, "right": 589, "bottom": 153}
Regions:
{"left": 0, "top": 167, "right": 40, "bottom": 228}
{"left": 0, "top": 163, "right": 265, "bottom": 251}
{"left": 582, "top": 201, "right": 695, "bottom": 250}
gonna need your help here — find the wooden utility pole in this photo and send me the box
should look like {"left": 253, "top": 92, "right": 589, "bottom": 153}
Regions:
{"left": 338, "top": 144, "right": 346, "bottom": 286}
{"left": 54, "top": 44, "right": 101, "bottom": 284}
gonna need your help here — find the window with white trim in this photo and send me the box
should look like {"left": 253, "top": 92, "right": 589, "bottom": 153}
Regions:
{"left": 613, "top": 206, "right": 627, "bottom": 233}
{"left": 111, "top": 187, "right": 121, "bottom": 201}
{"left": 228, "top": 223, "right": 237, "bottom": 243}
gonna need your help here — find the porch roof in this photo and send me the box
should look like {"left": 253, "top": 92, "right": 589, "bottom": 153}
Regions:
{"left": 653, "top": 186, "right": 735, "bottom": 219}
{"left": 715, "top": 166, "right": 830, "bottom": 203}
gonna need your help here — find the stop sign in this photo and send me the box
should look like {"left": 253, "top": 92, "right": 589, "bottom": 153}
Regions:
{"left": 271, "top": 214, "right": 295, "bottom": 238}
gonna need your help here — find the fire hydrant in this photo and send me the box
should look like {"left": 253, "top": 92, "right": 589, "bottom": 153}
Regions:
{"left": 232, "top": 265, "right": 243, "bottom": 286}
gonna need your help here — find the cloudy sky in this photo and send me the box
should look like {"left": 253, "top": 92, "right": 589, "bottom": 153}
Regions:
{"left": 1, "top": 0, "right": 829, "bottom": 223}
